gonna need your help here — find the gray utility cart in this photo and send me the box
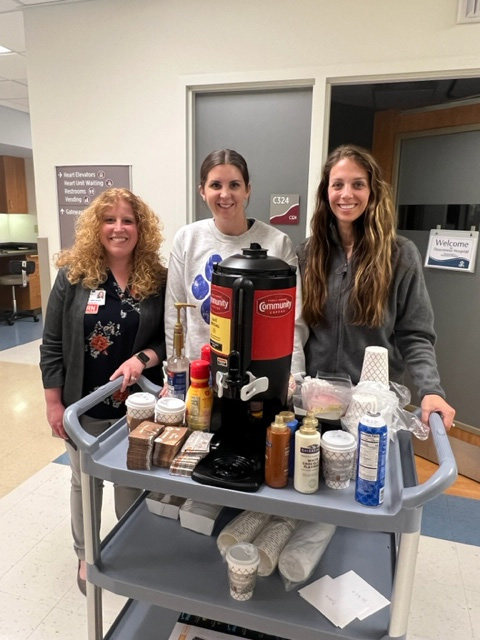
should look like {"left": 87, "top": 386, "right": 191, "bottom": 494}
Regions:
{"left": 64, "top": 376, "right": 457, "bottom": 640}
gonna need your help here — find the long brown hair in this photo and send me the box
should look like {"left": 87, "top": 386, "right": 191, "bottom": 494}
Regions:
{"left": 55, "top": 188, "right": 166, "bottom": 298}
{"left": 302, "top": 145, "right": 397, "bottom": 327}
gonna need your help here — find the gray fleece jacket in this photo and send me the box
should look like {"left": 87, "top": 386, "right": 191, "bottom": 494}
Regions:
{"left": 296, "top": 233, "right": 445, "bottom": 400}
{"left": 40, "top": 268, "right": 166, "bottom": 408}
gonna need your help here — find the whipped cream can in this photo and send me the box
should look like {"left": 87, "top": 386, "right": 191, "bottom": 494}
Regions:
{"left": 355, "top": 411, "right": 388, "bottom": 507}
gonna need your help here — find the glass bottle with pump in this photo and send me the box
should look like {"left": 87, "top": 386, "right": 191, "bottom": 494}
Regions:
{"left": 265, "top": 415, "right": 290, "bottom": 488}
{"left": 294, "top": 411, "right": 320, "bottom": 494}
{"left": 167, "top": 302, "right": 195, "bottom": 400}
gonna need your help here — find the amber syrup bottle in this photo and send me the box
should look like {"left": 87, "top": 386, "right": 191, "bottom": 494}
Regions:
{"left": 265, "top": 415, "right": 290, "bottom": 488}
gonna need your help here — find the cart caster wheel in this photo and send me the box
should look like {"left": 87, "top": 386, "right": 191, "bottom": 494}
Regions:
{"left": 34, "top": 316, "right": 39, "bottom": 322}
{"left": 7, "top": 319, "right": 14, "bottom": 326}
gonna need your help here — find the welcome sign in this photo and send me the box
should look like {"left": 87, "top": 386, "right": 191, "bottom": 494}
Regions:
{"left": 425, "top": 228, "right": 478, "bottom": 273}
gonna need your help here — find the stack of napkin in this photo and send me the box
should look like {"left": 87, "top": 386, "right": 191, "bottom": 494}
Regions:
{"left": 126, "top": 421, "right": 164, "bottom": 470}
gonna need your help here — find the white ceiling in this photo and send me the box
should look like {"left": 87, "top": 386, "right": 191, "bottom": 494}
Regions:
{"left": 0, "top": 0, "right": 92, "bottom": 113}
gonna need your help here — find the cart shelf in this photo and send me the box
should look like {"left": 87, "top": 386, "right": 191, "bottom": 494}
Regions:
{"left": 64, "top": 376, "right": 457, "bottom": 640}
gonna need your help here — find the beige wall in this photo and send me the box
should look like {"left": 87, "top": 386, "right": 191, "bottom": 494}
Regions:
{"left": 23, "top": 0, "right": 480, "bottom": 280}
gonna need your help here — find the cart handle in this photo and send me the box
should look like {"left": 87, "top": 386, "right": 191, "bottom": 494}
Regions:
{"left": 63, "top": 376, "right": 161, "bottom": 454}
{"left": 401, "top": 411, "right": 457, "bottom": 508}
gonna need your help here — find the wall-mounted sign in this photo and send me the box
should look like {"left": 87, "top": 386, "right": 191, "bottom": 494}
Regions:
{"left": 269, "top": 194, "right": 300, "bottom": 225}
{"left": 56, "top": 165, "right": 131, "bottom": 248}
{"left": 425, "top": 228, "right": 478, "bottom": 273}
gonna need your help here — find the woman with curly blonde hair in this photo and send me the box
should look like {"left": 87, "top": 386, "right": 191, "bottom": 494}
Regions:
{"left": 297, "top": 145, "right": 454, "bottom": 430}
{"left": 40, "top": 188, "right": 167, "bottom": 593}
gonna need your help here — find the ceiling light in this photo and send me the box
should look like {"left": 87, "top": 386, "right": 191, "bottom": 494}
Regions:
{"left": 0, "top": 45, "right": 12, "bottom": 54}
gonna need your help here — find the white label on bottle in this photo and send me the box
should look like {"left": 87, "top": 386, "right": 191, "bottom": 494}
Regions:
{"left": 358, "top": 432, "right": 380, "bottom": 481}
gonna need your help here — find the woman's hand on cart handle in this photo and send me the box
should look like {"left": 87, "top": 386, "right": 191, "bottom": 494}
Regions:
{"left": 109, "top": 349, "right": 159, "bottom": 393}
{"left": 110, "top": 357, "right": 144, "bottom": 393}
{"left": 421, "top": 394, "right": 455, "bottom": 430}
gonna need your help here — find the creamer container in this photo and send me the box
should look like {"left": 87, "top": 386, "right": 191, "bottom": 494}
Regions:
{"left": 185, "top": 359, "right": 213, "bottom": 431}
{"left": 265, "top": 415, "right": 290, "bottom": 488}
{"left": 200, "top": 343, "right": 212, "bottom": 385}
{"left": 294, "top": 411, "right": 320, "bottom": 494}
{"left": 355, "top": 411, "right": 388, "bottom": 506}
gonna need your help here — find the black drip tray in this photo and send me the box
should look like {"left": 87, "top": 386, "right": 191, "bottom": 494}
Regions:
{"left": 192, "top": 450, "right": 263, "bottom": 492}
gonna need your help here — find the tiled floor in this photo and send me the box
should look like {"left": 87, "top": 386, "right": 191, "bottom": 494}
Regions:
{"left": 0, "top": 327, "right": 479, "bottom": 639}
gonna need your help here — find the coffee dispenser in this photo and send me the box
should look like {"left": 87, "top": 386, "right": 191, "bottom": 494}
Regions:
{"left": 192, "top": 243, "right": 296, "bottom": 491}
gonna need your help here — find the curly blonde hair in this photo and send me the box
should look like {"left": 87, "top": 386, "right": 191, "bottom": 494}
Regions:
{"left": 55, "top": 188, "right": 166, "bottom": 299}
{"left": 302, "top": 145, "right": 397, "bottom": 328}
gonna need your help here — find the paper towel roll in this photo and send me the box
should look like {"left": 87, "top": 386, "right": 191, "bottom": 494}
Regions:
{"left": 359, "top": 346, "right": 389, "bottom": 387}
{"left": 278, "top": 521, "right": 336, "bottom": 585}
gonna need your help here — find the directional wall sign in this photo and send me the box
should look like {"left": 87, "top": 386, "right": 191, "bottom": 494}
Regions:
{"left": 269, "top": 194, "right": 300, "bottom": 225}
{"left": 56, "top": 165, "right": 131, "bottom": 248}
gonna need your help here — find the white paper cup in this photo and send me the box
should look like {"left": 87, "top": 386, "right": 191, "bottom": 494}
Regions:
{"left": 225, "top": 543, "right": 260, "bottom": 601}
{"left": 125, "top": 392, "right": 156, "bottom": 431}
{"left": 359, "top": 346, "right": 389, "bottom": 387}
{"left": 155, "top": 397, "right": 185, "bottom": 425}
{"left": 321, "top": 430, "right": 356, "bottom": 489}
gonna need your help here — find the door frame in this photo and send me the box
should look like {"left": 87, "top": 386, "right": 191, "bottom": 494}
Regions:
{"left": 184, "top": 77, "right": 317, "bottom": 230}
{"left": 373, "top": 103, "right": 480, "bottom": 197}
{"left": 179, "top": 63, "right": 480, "bottom": 234}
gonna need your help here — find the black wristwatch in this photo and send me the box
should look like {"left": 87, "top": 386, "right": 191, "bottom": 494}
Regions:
{"left": 135, "top": 351, "right": 150, "bottom": 368}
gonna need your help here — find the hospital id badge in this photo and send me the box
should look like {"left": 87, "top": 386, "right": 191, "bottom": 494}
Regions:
{"left": 88, "top": 289, "right": 106, "bottom": 305}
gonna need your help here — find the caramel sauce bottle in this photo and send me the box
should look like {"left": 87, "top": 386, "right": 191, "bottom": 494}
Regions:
{"left": 265, "top": 415, "right": 290, "bottom": 488}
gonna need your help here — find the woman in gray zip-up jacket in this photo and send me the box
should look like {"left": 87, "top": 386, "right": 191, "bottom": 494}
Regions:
{"left": 296, "top": 145, "right": 454, "bottom": 430}
{"left": 40, "top": 188, "right": 167, "bottom": 593}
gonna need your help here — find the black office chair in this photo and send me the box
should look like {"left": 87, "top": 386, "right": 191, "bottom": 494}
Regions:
{"left": 0, "top": 260, "right": 39, "bottom": 326}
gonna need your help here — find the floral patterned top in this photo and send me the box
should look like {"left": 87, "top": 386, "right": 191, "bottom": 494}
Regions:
{"left": 83, "top": 271, "right": 139, "bottom": 419}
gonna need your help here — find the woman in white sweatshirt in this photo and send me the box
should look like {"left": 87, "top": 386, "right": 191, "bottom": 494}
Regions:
{"left": 165, "top": 148, "right": 307, "bottom": 375}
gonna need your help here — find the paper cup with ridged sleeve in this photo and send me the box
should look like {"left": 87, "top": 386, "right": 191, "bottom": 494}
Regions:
{"left": 225, "top": 543, "right": 260, "bottom": 601}
{"left": 321, "top": 430, "right": 357, "bottom": 489}
{"left": 125, "top": 392, "right": 156, "bottom": 432}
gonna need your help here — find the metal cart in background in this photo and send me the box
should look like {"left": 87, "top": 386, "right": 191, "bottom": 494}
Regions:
{"left": 64, "top": 376, "right": 457, "bottom": 640}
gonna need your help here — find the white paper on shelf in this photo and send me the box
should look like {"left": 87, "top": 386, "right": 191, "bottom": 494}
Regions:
{"left": 340, "top": 570, "right": 391, "bottom": 620}
{"left": 299, "top": 574, "right": 366, "bottom": 629}
{"left": 298, "top": 570, "right": 390, "bottom": 629}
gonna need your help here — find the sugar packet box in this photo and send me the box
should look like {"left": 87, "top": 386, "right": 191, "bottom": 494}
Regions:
{"left": 152, "top": 426, "right": 189, "bottom": 468}
{"left": 179, "top": 499, "right": 223, "bottom": 536}
{"left": 146, "top": 492, "right": 187, "bottom": 519}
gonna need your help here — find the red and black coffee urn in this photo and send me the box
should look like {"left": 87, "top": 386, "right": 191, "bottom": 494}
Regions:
{"left": 192, "top": 243, "right": 296, "bottom": 491}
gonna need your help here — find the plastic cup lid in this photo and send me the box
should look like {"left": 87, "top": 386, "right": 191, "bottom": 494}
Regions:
{"left": 155, "top": 397, "right": 186, "bottom": 414}
{"left": 321, "top": 430, "right": 356, "bottom": 451}
{"left": 226, "top": 543, "right": 259, "bottom": 566}
{"left": 125, "top": 392, "right": 156, "bottom": 409}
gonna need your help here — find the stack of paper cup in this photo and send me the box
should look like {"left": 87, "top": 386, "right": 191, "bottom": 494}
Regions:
{"left": 343, "top": 392, "right": 378, "bottom": 433}
{"left": 217, "top": 511, "right": 271, "bottom": 557}
{"left": 342, "top": 391, "right": 378, "bottom": 480}
{"left": 252, "top": 516, "right": 297, "bottom": 576}
{"left": 359, "top": 346, "right": 389, "bottom": 387}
